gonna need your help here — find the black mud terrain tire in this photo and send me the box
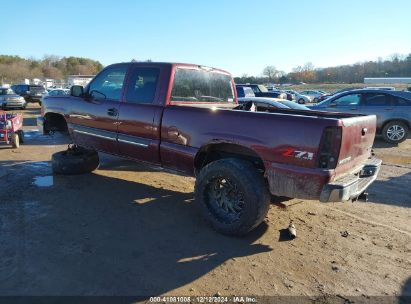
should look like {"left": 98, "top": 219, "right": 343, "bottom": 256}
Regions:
{"left": 382, "top": 121, "right": 408, "bottom": 144}
{"left": 52, "top": 146, "right": 99, "bottom": 175}
{"left": 194, "top": 158, "right": 270, "bottom": 236}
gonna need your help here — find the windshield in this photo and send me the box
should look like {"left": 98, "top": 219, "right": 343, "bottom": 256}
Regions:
{"left": 171, "top": 68, "right": 234, "bottom": 103}
{"left": 0, "top": 88, "right": 15, "bottom": 95}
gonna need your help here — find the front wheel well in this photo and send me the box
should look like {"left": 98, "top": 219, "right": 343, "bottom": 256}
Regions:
{"left": 194, "top": 143, "right": 265, "bottom": 176}
{"left": 44, "top": 112, "right": 68, "bottom": 134}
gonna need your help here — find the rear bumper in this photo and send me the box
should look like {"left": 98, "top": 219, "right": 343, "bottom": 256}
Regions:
{"left": 319, "top": 158, "right": 382, "bottom": 202}
{"left": 265, "top": 158, "right": 382, "bottom": 202}
{"left": 26, "top": 96, "right": 42, "bottom": 102}
{"left": 2, "top": 102, "right": 26, "bottom": 108}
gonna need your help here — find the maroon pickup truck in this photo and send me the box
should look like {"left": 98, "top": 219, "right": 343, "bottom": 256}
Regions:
{"left": 38, "top": 62, "right": 381, "bottom": 235}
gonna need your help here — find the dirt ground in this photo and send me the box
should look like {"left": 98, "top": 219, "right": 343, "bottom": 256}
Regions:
{"left": 0, "top": 104, "right": 410, "bottom": 300}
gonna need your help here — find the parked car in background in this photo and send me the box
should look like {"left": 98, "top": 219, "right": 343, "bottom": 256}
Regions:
{"left": 299, "top": 90, "right": 328, "bottom": 103}
{"left": 365, "top": 87, "right": 395, "bottom": 91}
{"left": 284, "top": 90, "right": 311, "bottom": 104}
{"left": 310, "top": 89, "right": 411, "bottom": 143}
{"left": 238, "top": 97, "right": 311, "bottom": 110}
{"left": 317, "top": 93, "right": 333, "bottom": 102}
{"left": 0, "top": 87, "right": 27, "bottom": 110}
{"left": 236, "top": 84, "right": 286, "bottom": 99}
{"left": 236, "top": 86, "right": 255, "bottom": 98}
{"left": 279, "top": 90, "right": 294, "bottom": 101}
{"left": 41, "top": 89, "right": 70, "bottom": 104}
{"left": 11, "top": 84, "right": 47, "bottom": 105}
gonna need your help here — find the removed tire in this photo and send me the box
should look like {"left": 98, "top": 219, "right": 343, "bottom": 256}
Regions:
{"left": 194, "top": 158, "right": 270, "bottom": 236}
{"left": 382, "top": 121, "right": 408, "bottom": 144}
{"left": 11, "top": 133, "right": 20, "bottom": 148}
{"left": 52, "top": 146, "right": 99, "bottom": 175}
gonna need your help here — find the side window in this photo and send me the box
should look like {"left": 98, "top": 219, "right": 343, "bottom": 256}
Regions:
{"left": 244, "top": 88, "right": 254, "bottom": 97}
{"left": 251, "top": 86, "right": 259, "bottom": 94}
{"left": 332, "top": 94, "right": 361, "bottom": 106}
{"left": 13, "top": 85, "right": 22, "bottom": 94}
{"left": 237, "top": 87, "right": 245, "bottom": 98}
{"left": 395, "top": 96, "right": 411, "bottom": 106}
{"left": 88, "top": 65, "right": 128, "bottom": 101}
{"left": 125, "top": 67, "right": 160, "bottom": 104}
{"left": 363, "top": 94, "right": 390, "bottom": 106}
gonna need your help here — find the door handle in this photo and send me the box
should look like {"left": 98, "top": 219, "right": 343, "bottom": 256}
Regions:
{"left": 107, "top": 108, "right": 118, "bottom": 116}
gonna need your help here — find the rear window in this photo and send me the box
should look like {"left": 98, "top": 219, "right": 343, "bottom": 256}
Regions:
{"left": 171, "top": 68, "right": 234, "bottom": 103}
{"left": 30, "top": 86, "right": 46, "bottom": 93}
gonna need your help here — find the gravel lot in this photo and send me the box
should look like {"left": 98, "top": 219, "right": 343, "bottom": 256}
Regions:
{"left": 0, "top": 104, "right": 410, "bottom": 299}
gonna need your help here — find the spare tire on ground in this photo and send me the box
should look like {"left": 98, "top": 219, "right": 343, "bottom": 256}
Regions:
{"left": 52, "top": 145, "right": 99, "bottom": 175}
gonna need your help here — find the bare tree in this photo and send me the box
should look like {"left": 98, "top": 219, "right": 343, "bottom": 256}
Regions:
{"left": 263, "top": 66, "right": 279, "bottom": 83}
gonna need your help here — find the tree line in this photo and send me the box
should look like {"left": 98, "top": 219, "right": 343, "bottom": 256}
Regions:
{"left": 2, "top": 53, "right": 411, "bottom": 85}
{"left": 0, "top": 55, "right": 103, "bottom": 84}
{"left": 235, "top": 53, "right": 411, "bottom": 84}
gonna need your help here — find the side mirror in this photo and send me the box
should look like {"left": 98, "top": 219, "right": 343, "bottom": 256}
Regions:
{"left": 71, "top": 85, "right": 84, "bottom": 97}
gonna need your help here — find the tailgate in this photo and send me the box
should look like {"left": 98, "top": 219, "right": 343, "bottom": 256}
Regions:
{"left": 334, "top": 115, "right": 376, "bottom": 178}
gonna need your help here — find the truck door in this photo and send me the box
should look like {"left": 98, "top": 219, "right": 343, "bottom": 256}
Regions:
{"left": 68, "top": 64, "right": 128, "bottom": 153}
{"left": 116, "top": 66, "right": 163, "bottom": 164}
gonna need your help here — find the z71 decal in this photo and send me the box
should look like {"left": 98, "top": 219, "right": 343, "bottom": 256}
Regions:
{"left": 282, "top": 148, "right": 314, "bottom": 160}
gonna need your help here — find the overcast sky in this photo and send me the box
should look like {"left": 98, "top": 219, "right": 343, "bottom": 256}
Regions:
{"left": 3, "top": 0, "right": 411, "bottom": 76}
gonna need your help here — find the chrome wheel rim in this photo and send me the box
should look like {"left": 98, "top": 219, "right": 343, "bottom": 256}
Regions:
{"left": 387, "top": 125, "right": 405, "bottom": 141}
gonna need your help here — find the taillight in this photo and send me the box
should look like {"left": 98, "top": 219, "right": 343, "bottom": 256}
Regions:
{"left": 318, "top": 126, "right": 342, "bottom": 169}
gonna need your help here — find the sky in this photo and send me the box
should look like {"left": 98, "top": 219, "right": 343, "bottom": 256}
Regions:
{"left": 2, "top": 0, "right": 411, "bottom": 76}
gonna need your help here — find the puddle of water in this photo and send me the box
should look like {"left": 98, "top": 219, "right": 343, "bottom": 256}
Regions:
{"left": 33, "top": 175, "right": 54, "bottom": 187}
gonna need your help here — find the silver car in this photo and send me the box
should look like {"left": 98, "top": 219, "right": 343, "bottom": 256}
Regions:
{"left": 0, "top": 87, "right": 27, "bottom": 110}
{"left": 299, "top": 90, "right": 327, "bottom": 103}
{"left": 310, "top": 89, "right": 411, "bottom": 144}
{"left": 285, "top": 90, "right": 312, "bottom": 104}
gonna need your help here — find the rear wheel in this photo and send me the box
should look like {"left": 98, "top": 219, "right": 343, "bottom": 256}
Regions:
{"left": 52, "top": 145, "right": 99, "bottom": 175}
{"left": 382, "top": 121, "right": 408, "bottom": 144}
{"left": 194, "top": 158, "right": 270, "bottom": 236}
{"left": 313, "top": 97, "right": 318, "bottom": 103}
{"left": 298, "top": 98, "right": 305, "bottom": 104}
